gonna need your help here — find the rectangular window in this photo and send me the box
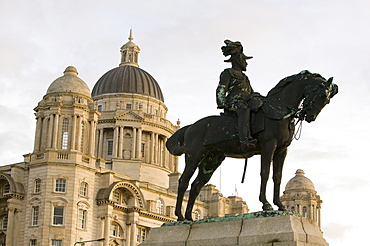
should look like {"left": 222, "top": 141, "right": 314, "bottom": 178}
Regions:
{"left": 55, "top": 179, "right": 66, "bottom": 193}
{"left": 141, "top": 143, "right": 145, "bottom": 158}
{"left": 2, "top": 216, "right": 8, "bottom": 229}
{"left": 79, "top": 182, "right": 88, "bottom": 197}
{"left": 34, "top": 179, "right": 41, "bottom": 193}
{"left": 32, "top": 206, "right": 39, "bottom": 226}
{"left": 107, "top": 140, "right": 113, "bottom": 156}
{"left": 97, "top": 105, "right": 102, "bottom": 112}
{"left": 29, "top": 239, "right": 37, "bottom": 246}
{"left": 77, "top": 209, "right": 87, "bottom": 229}
{"left": 53, "top": 206, "right": 64, "bottom": 226}
{"left": 51, "top": 240, "right": 63, "bottom": 246}
{"left": 126, "top": 104, "right": 132, "bottom": 110}
{"left": 61, "top": 118, "right": 69, "bottom": 150}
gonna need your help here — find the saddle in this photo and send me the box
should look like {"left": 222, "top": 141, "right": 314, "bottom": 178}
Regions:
{"left": 204, "top": 97, "right": 292, "bottom": 145}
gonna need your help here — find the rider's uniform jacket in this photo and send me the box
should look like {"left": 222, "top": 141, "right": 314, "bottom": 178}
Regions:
{"left": 216, "top": 68, "right": 254, "bottom": 110}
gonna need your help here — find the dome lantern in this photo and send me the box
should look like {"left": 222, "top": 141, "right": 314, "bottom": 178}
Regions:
{"left": 119, "top": 29, "right": 140, "bottom": 67}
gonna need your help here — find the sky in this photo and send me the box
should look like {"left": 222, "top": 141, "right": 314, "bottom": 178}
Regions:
{"left": 1, "top": 0, "right": 369, "bottom": 245}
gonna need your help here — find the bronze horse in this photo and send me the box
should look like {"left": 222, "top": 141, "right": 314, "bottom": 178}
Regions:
{"left": 166, "top": 71, "right": 338, "bottom": 221}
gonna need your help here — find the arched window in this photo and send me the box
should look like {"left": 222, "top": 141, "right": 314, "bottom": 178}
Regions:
{"left": 110, "top": 222, "right": 123, "bottom": 238}
{"left": 156, "top": 199, "right": 164, "bottom": 215}
{"left": 61, "top": 118, "right": 69, "bottom": 149}
{"left": 79, "top": 182, "right": 88, "bottom": 197}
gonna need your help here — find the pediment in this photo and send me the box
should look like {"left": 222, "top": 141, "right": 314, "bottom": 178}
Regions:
{"left": 115, "top": 110, "right": 144, "bottom": 121}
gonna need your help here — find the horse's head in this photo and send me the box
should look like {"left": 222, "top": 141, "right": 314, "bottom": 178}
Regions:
{"left": 301, "top": 77, "right": 338, "bottom": 122}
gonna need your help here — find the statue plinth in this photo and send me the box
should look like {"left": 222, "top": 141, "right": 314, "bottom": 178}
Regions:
{"left": 142, "top": 211, "right": 328, "bottom": 246}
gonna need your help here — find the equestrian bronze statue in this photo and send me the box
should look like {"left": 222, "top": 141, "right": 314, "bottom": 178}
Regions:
{"left": 166, "top": 40, "right": 338, "bottom": 221}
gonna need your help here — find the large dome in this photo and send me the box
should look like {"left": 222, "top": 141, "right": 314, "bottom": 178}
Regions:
{"left": 92, "top": 65, "right": 164, "bottom": 102}
{"left": 285, "top": 169, "right": 316, "bottom": 191}
{"left": 46, "top": 66, "right": 91, "bottom": 97}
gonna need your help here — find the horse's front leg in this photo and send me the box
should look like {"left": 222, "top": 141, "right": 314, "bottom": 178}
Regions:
{"left": 259, "top": 140, "right": 277, "bottom": 211}
{"left": 273, "top": 148, "right": 288, "bottom": 211}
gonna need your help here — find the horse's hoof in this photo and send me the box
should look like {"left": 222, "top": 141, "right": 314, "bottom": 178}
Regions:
{"left": 262, "top": 204, "right": 273, "bottom": 211}
{"left": 177, "top": 215, "right": 185, "bottom": 221}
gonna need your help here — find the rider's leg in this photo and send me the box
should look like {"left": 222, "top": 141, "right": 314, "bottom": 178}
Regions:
{"left": 236, "top": 102, "right": 256, "bottom": 149}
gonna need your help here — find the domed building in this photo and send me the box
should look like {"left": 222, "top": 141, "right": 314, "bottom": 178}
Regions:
{"left": 0, "top": 30, "right": 249, "bottom": 246}
{"left": 280, "top": 169, "right": 323, "bottom": 228}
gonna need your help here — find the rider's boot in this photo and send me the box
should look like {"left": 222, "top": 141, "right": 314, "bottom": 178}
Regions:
{"left": 237, "top": 104, "right": 257, "bottom": 151}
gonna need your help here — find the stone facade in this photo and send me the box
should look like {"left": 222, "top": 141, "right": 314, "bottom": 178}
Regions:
{"left": 280, "top": 169, "right": 322, "bottom": 228}
{"left": 0, "top": 31, "right": 249, "bottom": 246}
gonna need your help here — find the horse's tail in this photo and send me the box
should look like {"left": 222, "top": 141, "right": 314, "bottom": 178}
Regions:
{"left": 166, "top": 125, "right": 191, "bottom": 156}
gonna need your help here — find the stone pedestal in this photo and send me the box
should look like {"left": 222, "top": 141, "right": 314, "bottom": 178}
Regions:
{"left": 142, "top": 211, "right": 328, "bottom": 246}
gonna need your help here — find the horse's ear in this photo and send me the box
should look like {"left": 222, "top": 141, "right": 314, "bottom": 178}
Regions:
{"left": 326, "top": 77, "right": 333, "bottom": 85}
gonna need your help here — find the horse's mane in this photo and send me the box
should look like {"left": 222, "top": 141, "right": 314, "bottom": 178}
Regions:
{"left": 267, "top": 70, "right": 326, "bottom": 98}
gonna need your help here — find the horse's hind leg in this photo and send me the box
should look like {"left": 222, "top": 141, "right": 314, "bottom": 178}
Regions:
{"left": 185, "top": 152, "right": 224, "bottom": 221}
{"left": 175, "top": 153, "right": 199, "bottom": 221}
{"left": 272, "top": 148, "right": 287, "bottom": 211}
{"left": 184, "top": 168, "right": 217, "bottom": 221}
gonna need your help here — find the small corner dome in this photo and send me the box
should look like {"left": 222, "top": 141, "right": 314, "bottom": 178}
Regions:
{"left": 285, "top": 169, "right": 316, "bottom": 191}
{"left": 46, "top": 66, "right": 91, "bottom": 97}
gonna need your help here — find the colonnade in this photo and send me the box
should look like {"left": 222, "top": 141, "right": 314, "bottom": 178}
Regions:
{"left": 291, "top": 203, "right": 321, "bottom": 227}
{"left": 101, "top": 211, "right": 139, "bottom": 246}
{"left": 95, "top": 126, "right": 177, "bottom": 171}
{"left": 33, "top": 113, "right": 97, "bottom": 155}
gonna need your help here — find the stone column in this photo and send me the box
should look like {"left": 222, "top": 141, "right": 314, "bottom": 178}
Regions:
{"left": 47, "top": 114, "right": 54, "bottom": 149}
{"left": 76, "top": 116, "right": 82, "bottom": 151}
{"left": 98, "top": 129, "right": 104, "bottom": 158}
{"left": 118, "top": 127, "right": 124, "bottom": 158}
{"left": 131, "top": 128, "right": 137, "bottom": 159}
{"left": 103, "top": 215, "right": 110, "bottom": 246}
{"left": 163, "top": 137, "right": 168, "bottom": 168}
{"left": 136, "top": 128, "right": 142, "bottom": 160}
{"left": 6, "top": 207, "right": 15, "bottom": 246}
{"left": 41, "top": 117, "right": 48, "bottom": 150}
{"left": 70, "top": 114, "right": 77, "bottom": 151}
{"left": 33, "top": 117, "right": 42, "bottom": 152}
{"left": 150, "top": 132, "right": 155, "bottom": 164}
{"left": 89, "top": 121, "right": 96, "bottom": 156}
{"left": 153, "top": 133, "right": 158, "bottom": 164}
{"left": 113, "top": 127, "right": 119, "bottom": 158}
{"left": 128, "top": 212, "right": 139, "bottom": 246}
{"left": 52, "top": 113, "right": 60, "bottom": 149}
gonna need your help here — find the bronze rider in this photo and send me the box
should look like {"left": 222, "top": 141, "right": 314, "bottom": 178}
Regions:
{"left": 216, "top": 40, "right": 258, "bottom": 150}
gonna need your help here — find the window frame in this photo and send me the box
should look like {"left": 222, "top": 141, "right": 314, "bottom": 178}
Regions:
{"left": 79, "top": 182, "right": 88, "bottom": 197}
{"left": 52, "top": 206, "right": 64, "bottom": 226}
{"left": 156, "top": 199, "right": 164, "bottom": 215}
{"left": 29, "top": 239, "right": 37, "bottom": 246}
{"left": 51, "top": 239, "right": 63, "bottom": 246}
{"left": 34, "top": 179, "right": 41, "bottom": 193}
{"left": 32, "top": 206, "right": 39, "bottom": 226}
{"left": 77, "top": 208, "right": 87, "bottom": 229}
{"left": 1, "top": 216, "right": 8, "bottom": 229}
{"left": 55, "top": 178, "right": 66, "bottom": 193}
